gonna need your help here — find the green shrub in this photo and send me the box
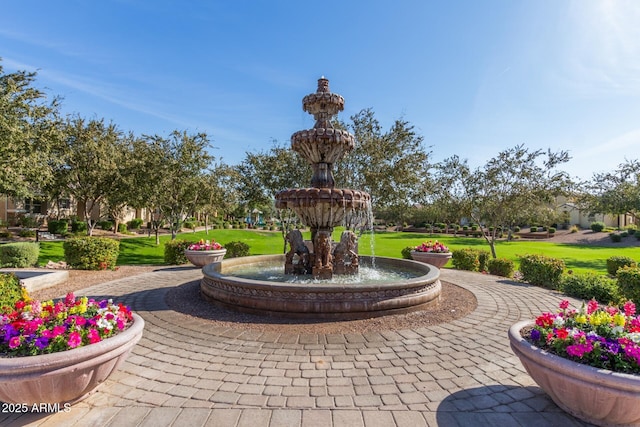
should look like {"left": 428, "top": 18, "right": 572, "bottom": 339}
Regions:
{"left": 621, "top": 231, "right": 629, "bottom": 238}
{"left": 19, "top": 229, "right": 36, "bottom": 238}
{"left": 590, "top": 221, "right": 605, "bottom": 232}
{"left": 617, "top": 266, "right": 640, "bottom": 303}
{"left": 610, "top": 233, "right": 622, "bottom": 243}
{"left": 519, "top": 254, "right": 565, "bottom": 289}
{"left": 401, "top": 246, "right": 413, "bottom": 260}
{"left": 163, "top": 239, "right": 191, "bottom": 265}
{"left": 0, "top": 230, "right": 12, "bottom": 239}
{"left": 513, "top": 226, "right": 521, "bottom": 232}
{"left": 0, "top": 273, "right": 28, "bottom": 313}
{"left": 487, "top": 258, "right": 515, "bottom": 278}
{"left": 183, "top": 220, "right": 196, "bottom": 230}
{"left": 47, "top": 219, "right": 68, "bottom": 234}
{"left": 225, "top": 241, "right": 250, "bottom": 258}
{"left": 127, "top": 218, "right": 144, "bottom": 230}
{"left": 477, "top": 250, "right": 490, "bottom": 272}
{"left": 560, "top": 272, "right": 620, "bottom": 304}
{"left": 530, "top": 226, "right": 538, "bottom": 232}
{"left": 117, "top": 223, "right": 127, "bottom": 233}
{"left": 17, "top": 216, "right": 38, "bottom": 228}
{"left": 0, "top": 242, "right": 40, "bottom": 268}
{"left": 548, "top": 227, "right": 556, "bottom": 234}
{"left": 63, "top": 237, "right": 119, "bottom": 270}
{"left": 606, "top": 256, "right": 636, "bottom": 276}
{"left": 71, "top": 220, "right": 87, "bottom": 233}
{"left": 452, "top": 248, "right": 480, "bottom": 271}
{"left": 98, "top": 220, "right": 113, "bottom": 231}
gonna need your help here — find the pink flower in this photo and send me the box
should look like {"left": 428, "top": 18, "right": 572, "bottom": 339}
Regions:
{"left": 64, "top": 293, "right": 76, "bottom": 306}
{"left": 8, "top": 336, "right": 21, "bottom": 349}
{"left": 559, "top": 300, "right": 570, "bottom": 310}
{"left": 52, "top": 325, "right": 66, "bottom": 337}
{"left": 624, "top": 301, "right": 636, "bottom": 317}
{"left": 87, "top": 329, "right": 101, "bottom": 344}
{"left": 67, "top": 331, "right": 82, "bottom": 348}
{"left": 587, "top": 299, "right": 598, "bottom": 315}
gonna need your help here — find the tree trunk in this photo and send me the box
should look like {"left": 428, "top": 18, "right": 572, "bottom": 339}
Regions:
{"left": 155, "top": 227, "right": 160, "bottom": 245}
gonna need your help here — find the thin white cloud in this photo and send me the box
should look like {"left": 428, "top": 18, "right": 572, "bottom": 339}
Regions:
{"left": 560, "top": 0, "right": 640, "bottom": 96}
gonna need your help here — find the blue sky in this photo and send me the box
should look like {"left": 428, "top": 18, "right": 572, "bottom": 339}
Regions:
{"left": 2, "top": 0, "right": 639, "bottom": 180}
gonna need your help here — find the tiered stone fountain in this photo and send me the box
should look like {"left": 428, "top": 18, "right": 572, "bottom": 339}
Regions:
{"left": 200, "top": 78, "right": 442, "bottom": 319}
{"left": 275, "top": 77, "right": 371, "bottom": 279}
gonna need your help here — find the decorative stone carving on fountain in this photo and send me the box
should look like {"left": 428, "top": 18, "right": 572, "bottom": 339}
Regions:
{"left": 284, "top": 229, "right": 311, "bottom": 275}
{"left": 275, "top": 77, "right": 371, "bottom": 279}
{"left": 333, "top": 230, "right": 359, "bottom": 275}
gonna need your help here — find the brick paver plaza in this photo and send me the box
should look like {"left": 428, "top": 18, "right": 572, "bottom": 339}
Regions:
{"left": 2, "top": 268, "right": 592, "bottom": 426}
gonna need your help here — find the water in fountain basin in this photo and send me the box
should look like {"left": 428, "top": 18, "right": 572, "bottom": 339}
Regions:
{"left": 225, "top": 262, "right": 419, "bottom": 285}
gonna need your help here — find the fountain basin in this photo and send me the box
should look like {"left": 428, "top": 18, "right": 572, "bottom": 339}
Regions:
{"left": 200, "top": 255, "right": 441, "bottom": 319}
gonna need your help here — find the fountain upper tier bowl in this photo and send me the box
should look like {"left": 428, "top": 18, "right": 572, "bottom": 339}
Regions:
{"left": 200, "top": 255, "right": 442, "bottom": 319}
{"left": 275, "top": 188, "right": 371, "bottom": 229}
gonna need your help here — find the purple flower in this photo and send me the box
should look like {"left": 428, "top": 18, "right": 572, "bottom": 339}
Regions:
{"left": 98, "top": 300, "right": 109, "bottom": 309}
{"left": 530, "top": 329, "right": 541, "bottom": 341}
{"left": 35, "top": 337, "right": 49, "bottom": 350}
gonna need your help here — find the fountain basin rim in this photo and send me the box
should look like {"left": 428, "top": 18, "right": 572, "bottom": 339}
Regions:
{"left": 202, "top": 254, "right": 438, "bottom": 291}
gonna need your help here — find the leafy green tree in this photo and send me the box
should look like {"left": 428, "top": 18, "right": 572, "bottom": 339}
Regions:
{"left": 135, "top": 131, "right": 214, "bottom": 241}
{"left": 433, "top": 145, "right": 572, "bottom": 258}
{"left": 579, "top": 159, "right": 640, "bottom": 224}
{"left": 62, "top": 117, "right": 125, "bottom": 236}
{"left": 335, "top": 108, "right": 431, "bottom": 223}
{"left": 0, "top": 62, "right": 63, "bottom": 199}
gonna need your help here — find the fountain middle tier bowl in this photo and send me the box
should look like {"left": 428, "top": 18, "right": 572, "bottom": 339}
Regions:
{"left": 275, "top": 188, "right": 371, "bottom": 229}
{"left": 291, "top": 128, "right": 355, "bottom": 164}
{"left": 200, "top": 255, "right": 442, "bottom": 319}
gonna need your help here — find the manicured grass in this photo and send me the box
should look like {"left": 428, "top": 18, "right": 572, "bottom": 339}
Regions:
{"left": 37, "top": 229, "right": 640, "bottom": 275}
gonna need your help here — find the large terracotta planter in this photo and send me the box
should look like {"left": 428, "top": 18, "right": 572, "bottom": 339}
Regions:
{"left": 410, "top": 251, "right": 452, "bottom": 268}
{"left": 184, "top": 249, "right": 227, "bottom": 267}
{"left": 509, "top": 320, "right": 640, "bottom": 427}
{"left": 0, "top": 313, "right": 145, "bottom": 405}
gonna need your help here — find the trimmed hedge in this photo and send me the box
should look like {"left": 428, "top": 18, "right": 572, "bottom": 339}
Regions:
{"left": 63, "top": 237, "right": 119, "bottom": 270}
{"left": 617, "top": 266, "right": 640, "bottom": 303}
{"left": 127, "top": 218, "right": 144, "bottom": 230}
{"left": 0, "top": 242, "right": 40, "bottom": 268}
{"left": 47, "top": 219, "right": 68, "bottom": 235}
{"left": 560, "top": 272, "right": 620, "bottom": 304}
{"left": 590, "top": 221, "right": 605, "bottom": 232}
{"left": 401, "top": 246, "right": 413, "bottom": 260}
{"left": 452, "top": 248, "right": 490, "bottom": 272}
{"left": 164, "top": 239, "right": 191, "bottom": 265}
{"left": 606, "top": 256, "right": 636, "bottom": 276}
{"left": 519, "top": 254, "right": 565, "bottom": 289}
{"left": 224, "top": 241, "right": 250, "bottom": 258}
{"left": 487, "top": 258, "right": 515, "bottom": 278}
{"left": 0, "top": 273, "right": 28, "bottom": 313}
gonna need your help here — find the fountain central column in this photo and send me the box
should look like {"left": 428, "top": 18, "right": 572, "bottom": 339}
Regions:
{"left": 275, "top": 77, "right": 371, "bottom": 279}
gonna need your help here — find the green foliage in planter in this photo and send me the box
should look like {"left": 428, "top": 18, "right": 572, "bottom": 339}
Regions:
{"left": 401, "top": 246, "right": 413, "bottom": 260}
{"left": 611, "top": 233, "right": 622, "bottom": 243}
{"left": 47, "top": 219, "right": 68, "bottom": 234}
{"left": 163, "top": 239, "right": 191, "bottom": 265}
{"left": 560, "top": 272, "right": 620, "bottom": 304}
{"left": 530, "top": 226, "right": 538, "bottom": 232}
{"left": 606, "top": 256, "right": 636, "bottom": 276}
{"left": 63, "top": 237, "right": 119, "bottom": 270}
{"left": 548, "top": 227, "right": 556, "bottom": 234}
{"left": 127, "top": 218, "right": 144, "bottom": 230}
{"left": 590, "top": 221, "right": 605, "bottom": 232}
{"left": 487, "top": 258, "right": 515, "bottom": 278}
{"left": 0, "top": 242, "right": 40, "bottom": 268}
{"left": 513, "top": 226, "right": 521, "bottom": 232}
{"left": 224, "top": 241, "right": 250, "bottom": 258}
{"left": 19, "top": 229, "right": 36, "bottom": 238}
{"left": 0, "top": 273, "right": 27, "bottom": 313}
{"left": 617, "top": 266, "right": 640, "bottom": 303}
{"left": 519, "top": 254, "right": 565, "bottom": 289}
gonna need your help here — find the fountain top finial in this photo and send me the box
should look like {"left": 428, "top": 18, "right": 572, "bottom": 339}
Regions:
{"left": 317, "top": 76, "right": 330, "bottom": 93}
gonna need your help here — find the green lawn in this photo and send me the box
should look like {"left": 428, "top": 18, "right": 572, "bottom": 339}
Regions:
{"left": 37, "top": 229, "right": 640, "bottom": 276}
